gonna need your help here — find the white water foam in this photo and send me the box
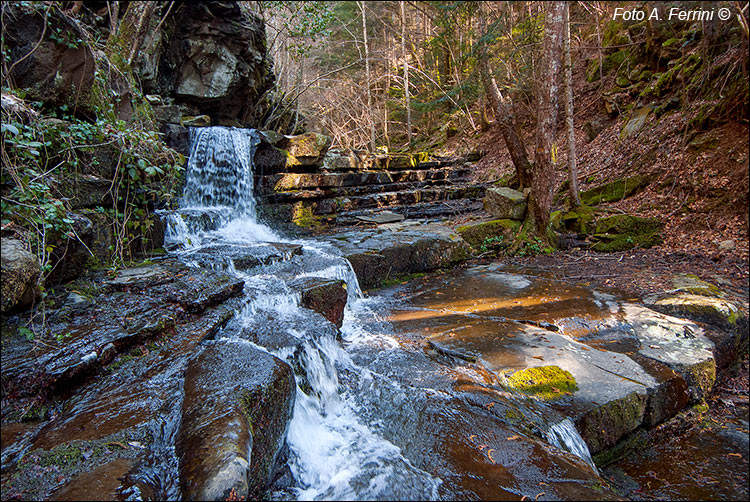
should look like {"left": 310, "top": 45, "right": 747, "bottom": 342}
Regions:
{"left": 169, "top": 126, "right": 441, "bottom": 500}
{"left": 545, "top": 417, "right": 598, "bottom": 473}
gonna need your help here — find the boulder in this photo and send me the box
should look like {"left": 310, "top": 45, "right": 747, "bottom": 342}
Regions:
{"left": 643, "top": 292, "right": 748, "bottom": 368}
{"left": 579, "top": 175, "right": 650, "bottom": 206}
{"left": 289, "top": 277, "right": 348, "bottom": 328}
{"left": 136, "top": 1, "right": 274, "bottom": 126}
{"left": 46, "top": 212, "right": 94, "bottom": 285}
{"left": 620, "top": 107, "right": 651, "bottom": 139}
{"left": 277, "top": 133, "right": 332, "bottom": 167}
{"left": 483, "top": 187, "right": 527, "bottom": 221}
{"left": 0, "top": 239, "right": 41, "bottom": 313}
{"left": 3, "top": 4, "right": 96, "bottom": 112}
{"left": 456, "top": 219, "right": 521, "bottom": 251}
{"left": 54, "top": 174, "right": 113, "bottom": 209}
{"left": 163, "top": 124, "right": 191, "bottom": 157}
{"left": 328, "top": 223, "right": 471, "bottom": 290}
{"left": 176, "top": 340, "right": 295, "bottom": 501}
{"left": 591, "top": 214, "right": 662, "bottom": 252}
{"left": 583, "top": 119, "right": 606, "bottom": 142}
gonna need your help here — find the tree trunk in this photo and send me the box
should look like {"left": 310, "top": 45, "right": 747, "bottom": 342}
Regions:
{"left": 401, "top": 1, "right": 412, "bottom": 145}
{"left": 477, "top": 3, "right": 533, "bottom": 188}
{"left": 360, "top": 1, "right": 376, "bottom": 151}
{"left": 530, "top": 1, "right": 565, "bottom": 232}
{"left": 564, "top": 3, "right": 581, "bottom": 207}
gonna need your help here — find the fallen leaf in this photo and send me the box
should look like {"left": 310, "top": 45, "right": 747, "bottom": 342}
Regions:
{"left": 728, "top": 453, "right": 742, "bottom": 457}
{"left": 486, "top": 449, "right": 495, "bottom": 463}
{"left": 533, "top": 355, "right": 545, "bottom": 361}
{"left": 485, "top": 402, "right": 495, "bottom": 409}
{"left": 507, "top": 435, "right": 521, "bottom": 441}
{"left": 535, "top": 492, "right": 546, "bottom": 500}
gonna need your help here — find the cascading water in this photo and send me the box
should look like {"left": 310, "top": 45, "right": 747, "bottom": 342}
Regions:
{"left": 545, "top": 418, "right": 598, "bottom": 473}
{"left": 165, "top": 126, "right": 442, "bottom": 500}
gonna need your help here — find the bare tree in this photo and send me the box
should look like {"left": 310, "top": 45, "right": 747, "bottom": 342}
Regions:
{"left": 564, "top": 3, "right": 581, "bottom": 207}
{"left": 401, "top": 0, "right": 412, "bottom": 145}
{"left": 477, "top": 2, "right": 533, "bottom": 188}
{"left": 360, "top": 1, "right": 375, "bottom": 151}
{"left": 529, "top": 1, "right": 565, "bottom": 231}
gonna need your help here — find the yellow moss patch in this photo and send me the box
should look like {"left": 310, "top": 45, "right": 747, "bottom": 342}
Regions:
{"left": 507, "top": 365, "right": 578, "bottom": 400}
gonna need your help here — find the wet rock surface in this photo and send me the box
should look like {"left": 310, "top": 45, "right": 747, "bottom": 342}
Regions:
{"left": 1, "top": 260, "right": 243, "bottom": 401}
{"left": 177, "top": 339, "right": 295, "bottom": 501}
{"left": 0, "top": 259, "right": 247, "bottom": 500}
{"left": 325, "top": 222, "right": 471, "bottom": 289}
{"left": 289, "top": 276, "right": 347, "bottom": 328}
{"left": 378, "top": 262, "right": 730, "bottom": 461}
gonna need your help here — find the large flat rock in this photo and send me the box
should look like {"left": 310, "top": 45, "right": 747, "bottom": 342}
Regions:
{"left": 325, "top": 222, "right": 471, "bottom": 289}
{"left": 382, "top": 263, "right": 720, "bottom": 459}
{"left": 1, "top": 261, "right": 244, "bottom": 400}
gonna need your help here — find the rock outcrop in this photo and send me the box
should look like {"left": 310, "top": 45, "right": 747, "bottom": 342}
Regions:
{"left": 3, "top": 4, "right": 96, "bottom": 113}
{"left": 1, "top": 239, "right": 40, "bottom": 313}
{"left": 136, "top": 1, "right": 274, "bottom": 127}
{"left": 177, "top": 340, "right": 295, "bottom": 501}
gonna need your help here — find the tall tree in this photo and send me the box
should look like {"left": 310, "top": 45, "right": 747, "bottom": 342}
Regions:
{"left": 359, "top": 1, "right": 375, "bottom": 151}
{"left": 401, "top": 1, "right": 412, "bottom": 145}
{"left": 529, "top": 1, "right": 565, "bottom": 231}
{"left": 477, "top": 2, "right": 533, "bottom": 189}
{"left": 563, "top": 2, "right": 581, "bottom": 207}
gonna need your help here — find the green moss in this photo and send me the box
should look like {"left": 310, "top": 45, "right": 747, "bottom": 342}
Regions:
{"left": 560, "top": 205, "right": 596, "bottom": 234}
{"left": 377, "top": 272, "right": 427, "bottom": 288}
{"left": 591, "top": 213, "right": 664, "bottom": 252}
{"left": 594, "top": 214, "right": 662, "bottom": 235}
{"left": 291, "top": 204, "right": 322, "bottom": 228}
{"left": 603, "top": 21, "right": 629, "bottom": 47}
{"left": 580, "top": 175, "right": 650, "bottom": 206}
{"left": 591, "top": 232, "right": 662, "bottom": 252}
{"left": 107, "top": 354, "right": 134, "bottom": 371}
{"left": 662, "top": 37, "right": 679, "bottom": 48}
{"left": 592, "top": 429, "right": 650, "bottom": 468}
{"left": 39, "top": 443, "right": 83, "bottom": 468}
{"left": 456, "top": 219, "right": 520, "bottom": 250}
{"left": 506, "top": 365, "right": 578, "bottom": 400}
{"left": 683, "top": 359, "right": 716, "bottom": 402}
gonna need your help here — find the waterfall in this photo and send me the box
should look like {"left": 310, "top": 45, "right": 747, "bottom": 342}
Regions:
{"left": 167, "top": 126, "right": 439, "bottom": 500}
{"left": 545, "top": 418, "right": 598, "bottom": 473}
{"left": 164, "top": 126, "right": 279, "bottom": 247}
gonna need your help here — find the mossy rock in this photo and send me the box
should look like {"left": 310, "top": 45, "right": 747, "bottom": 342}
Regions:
{"left": 590, "top": 214, "right": 663, "bottom": 252}
{"left": 591, "top": 232, "right": 662, "bottom": 252}
{"left": 580, "top": 175, "right": 650, "bottom": 206}
{"left": 603, "top": 21, "right": 630, "bottom": 48}
{"left": 456, "top": 219, "right": 520, "bottom": 251}
{"left": 576, "top": 391, "right": 648, "bottom": 455}
{"left": 506, "top": 365, "right": 578, "bottom": 400}
{"left": 291, "top": 204, "right": 323, "bottom": 229}
{"left": 559, "top": 205, "right": 597, "bottom": 234}
{"left": 594, "top": 214, "right": 661, "bottom": 235}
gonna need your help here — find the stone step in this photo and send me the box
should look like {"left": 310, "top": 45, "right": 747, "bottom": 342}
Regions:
{"left": 335, "top": 198, "right": 484, "bottom": 224}
{"left": 255, "top": 166, "right": 471, "bottom": 194}
{"left": 307, "top": 183, "right": 486, "bottom": 216}
{"left": 260, "top": 177, "right": 469, "bottom": 204}
{"left": 321, "top": 150, "right": 474, "bottom": 172}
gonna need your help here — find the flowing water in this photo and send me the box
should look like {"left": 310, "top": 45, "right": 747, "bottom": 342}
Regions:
{"left": 163, "top": 126, "right": 598, "bottom": 500}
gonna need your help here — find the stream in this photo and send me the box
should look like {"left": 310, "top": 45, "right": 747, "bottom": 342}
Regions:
{"left": 162, "top": 126, "right": 603, "bottom": 500}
